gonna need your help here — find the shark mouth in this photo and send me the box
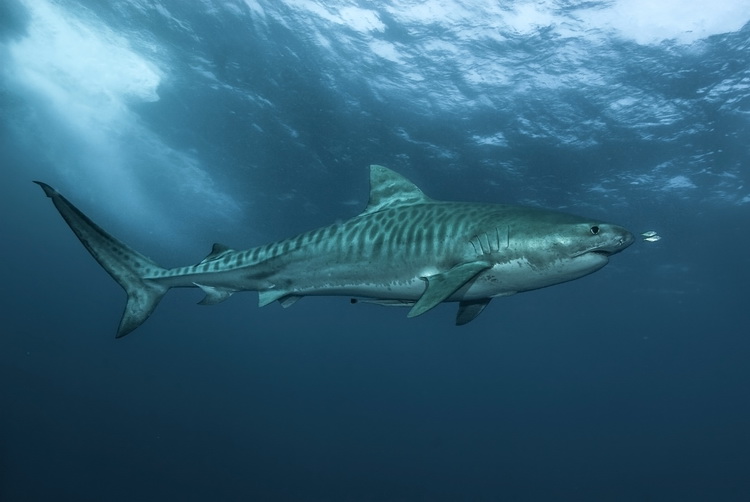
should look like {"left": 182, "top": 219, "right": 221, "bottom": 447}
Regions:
{"left": 576, "top": 235, "right": 634, "bottom": 258}
{"left": 575, "top": 242, "right": 624, "bottom": 257}
{"left": 573, "top": 247, "right": 613, "bottom": 258}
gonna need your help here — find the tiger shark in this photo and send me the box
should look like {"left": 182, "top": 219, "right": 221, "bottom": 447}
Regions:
{"left": 35, "top": 165, "right": 633, "bottom": 337}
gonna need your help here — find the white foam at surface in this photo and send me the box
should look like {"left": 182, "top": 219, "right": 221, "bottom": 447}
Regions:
{"left": 503, "top": 2, "right": 557, "bottom": 35}
{"left": 339, "top": 6, "right": 386, "bottom": 33}
{"left": 282, "top": 0, "right": 384, "bottom": 33}
{"left": 664, "top": 175, "right": 697, "bottom": 190}
{"left": 473, "top": 133, "right": 508, "bottom": 147}
{"left": 369, "top": 40, "right": 404, "bottom": 64}
{"left": 380, "top": 0, "right": 750, "bottom": 45}
{"left": 242, "top": 0, "right": 265, "bottom": 17}
{"left": 576, "top": 0, "right": 750, "bottom": 44}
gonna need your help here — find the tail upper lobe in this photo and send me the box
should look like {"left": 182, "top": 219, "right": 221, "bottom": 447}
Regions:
{"left": 35, "top": 182, "right": 168, "bottom": 338}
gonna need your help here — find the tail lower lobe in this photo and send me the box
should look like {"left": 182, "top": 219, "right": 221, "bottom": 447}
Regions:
{"left": 35, "top": 182, "right": 168, "bottom": 338}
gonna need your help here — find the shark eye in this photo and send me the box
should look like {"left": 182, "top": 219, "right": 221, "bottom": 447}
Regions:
{"left": 590, "top": 225, "right": 600, "bottom": 235}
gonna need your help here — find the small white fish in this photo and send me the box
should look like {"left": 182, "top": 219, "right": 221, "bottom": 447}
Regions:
{"left": 641, "top": 231, "right": 658, "bottom": 237}
{"left": 643, "top": 235, "right": 661, "bottom": 242}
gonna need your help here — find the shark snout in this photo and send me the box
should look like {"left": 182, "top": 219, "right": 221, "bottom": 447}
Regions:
{"left": 605, "top": 227, "right": 634, "bottom": 255}
{"left": 577, "top": 226, "right": 634, "bottom": 257}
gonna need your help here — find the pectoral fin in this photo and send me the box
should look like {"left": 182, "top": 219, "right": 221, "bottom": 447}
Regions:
{"left": 278, "top": 295, "right": 302, "bottom": 308}
{"left": 456, "top": 299, "right": 491, "bottom": 326}
{"left": 408, "top": 261, "right": 492, "bottom": 318}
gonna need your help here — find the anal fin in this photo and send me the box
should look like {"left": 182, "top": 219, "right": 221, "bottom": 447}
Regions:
{"left": 259, "top": 289, "right": 301, "bottom": 308}
{"left": 259, "top": 288, "right": 290, "bottom": 307}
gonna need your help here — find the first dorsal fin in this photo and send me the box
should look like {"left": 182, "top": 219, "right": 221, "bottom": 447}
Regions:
{"left": 363, "top": 165, "right": 430, "bottom": 214}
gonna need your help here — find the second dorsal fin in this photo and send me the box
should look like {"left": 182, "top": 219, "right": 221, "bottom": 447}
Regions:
{"left": 198, "top": 243, "right": 233, "bottom": 265}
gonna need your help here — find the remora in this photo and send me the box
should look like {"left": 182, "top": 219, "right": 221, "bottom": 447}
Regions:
{"left": 35, "top": 165, "right": 634, "bottom": 337}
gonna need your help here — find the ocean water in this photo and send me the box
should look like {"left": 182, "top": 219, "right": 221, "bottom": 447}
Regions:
{"left": 1, "top": 1, "right": 749, "bottom": 500}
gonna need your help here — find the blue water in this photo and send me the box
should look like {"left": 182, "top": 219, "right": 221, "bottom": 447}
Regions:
{"left": 2, "top": 1, "right": 750, "bottom": 500}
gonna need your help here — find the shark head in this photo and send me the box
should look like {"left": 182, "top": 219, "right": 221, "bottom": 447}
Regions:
{"left": 564, "top": 221, "right": 635, "bottom": 271}
{"left": 571, "top": 222, "right": 635, "bottom": 257}
{"left": 496, "top": 210, "right": 634, "bottom": 288}
{"left": 469, "top": 206, "right": 634, "bottom": 296}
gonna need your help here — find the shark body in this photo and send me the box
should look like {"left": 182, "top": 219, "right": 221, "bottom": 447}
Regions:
{"left": 36, "top": 165, "right": 633, "bottom": 337}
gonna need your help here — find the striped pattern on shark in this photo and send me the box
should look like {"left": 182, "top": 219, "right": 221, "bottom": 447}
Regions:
{"left": 36, "top": 165, "right": 634, "bottom": 337}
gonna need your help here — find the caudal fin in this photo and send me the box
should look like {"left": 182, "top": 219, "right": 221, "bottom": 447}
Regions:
{"left": 35, "top": 182, "right": 168, "bottom": 338}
